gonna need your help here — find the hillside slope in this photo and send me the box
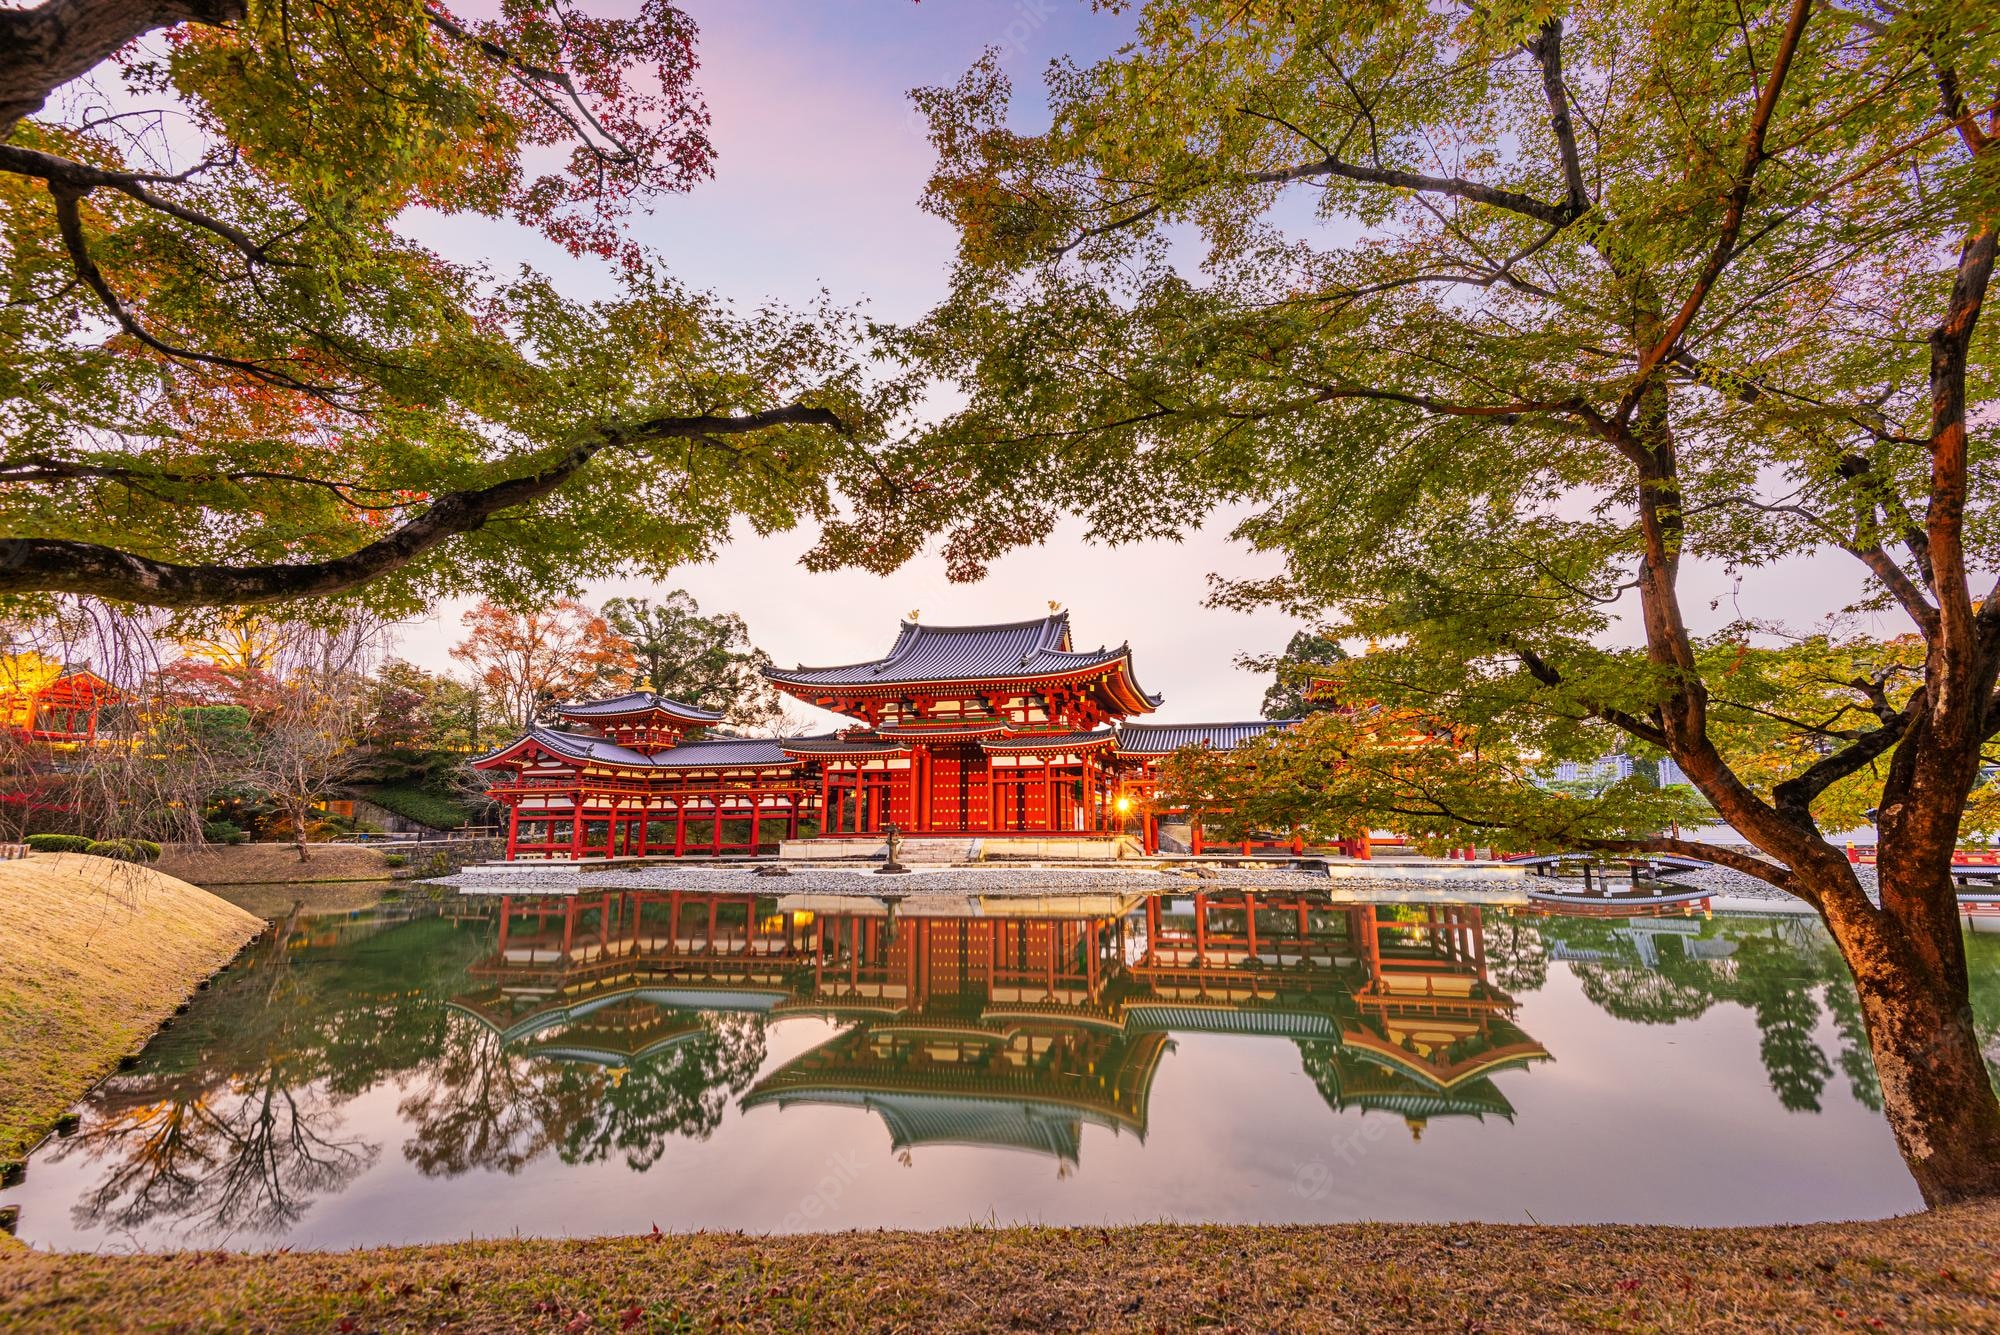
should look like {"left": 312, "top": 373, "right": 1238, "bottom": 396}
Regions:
{"left": 0, "top": 854, "right": 263, "bottom": 1166}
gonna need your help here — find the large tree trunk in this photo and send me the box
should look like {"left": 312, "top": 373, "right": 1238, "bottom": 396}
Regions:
{"left": 1807, "top": 858, "right": 2000, "bottom": 1206}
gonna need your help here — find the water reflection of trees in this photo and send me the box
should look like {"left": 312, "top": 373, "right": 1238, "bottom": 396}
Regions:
{"left": 557, "top": 1013, "right": 765, "bottom": 1170}
{"left": 69, "top": 1068, "right": 377, "bottom": 1236}
{"left": 1531, "top": 912, "right": 1883, "bottom": 1113}
{"left": 49, "top": 903, "right": 778, "bottom": 1240}
{"left": 398, "top": 1011, "right": 766, "bottom": 1176}
{"left": 50, "top": 908, "right": 481, "bottom": 1239}
{"left": 1969, "top": 930, "right": 2000, "bottom": 1087}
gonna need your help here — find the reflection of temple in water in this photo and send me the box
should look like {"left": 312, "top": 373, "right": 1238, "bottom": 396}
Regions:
{"left": 452, "top": 890, "right": 1552, "bottom": 1166}
{"left": 745, "top": 903, "right": 1167, "bottom": 1163}
{"left": 449, "top": 891, "right": 806, "bottom": 1069}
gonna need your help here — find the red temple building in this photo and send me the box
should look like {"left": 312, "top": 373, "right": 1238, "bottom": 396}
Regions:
{"left": 473, "top": 692, "right": 814, "bottom": 860}
{"left": 768, "top": 613, "right": 1169, "bottom": 841}
{"left": 472, "top": 613, "right": 1302, "bottom": 860}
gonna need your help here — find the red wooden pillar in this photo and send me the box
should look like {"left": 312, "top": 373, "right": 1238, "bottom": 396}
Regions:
{"left": 674, "top": 799, "right": 687, "bottom": 856}
{"left": 636, "top": 802, "right": 650, "bottom": 858}
{"left": 505, "top": 802, "right": 521, "bottom": 860}
{"left": 750, "top": 797, "right": 762, "bottom": 856}
{"left": 1192, "top": 817, "right": 1205, "bottom": 856}
{"left": 569, "top": 794, "right": 583, "bottom": 861}
{"left": 1042, "top": 759, "right": 1055, "bottom": 834}
{"left": 712, "top": 797, "right": 723, "bottom": 855}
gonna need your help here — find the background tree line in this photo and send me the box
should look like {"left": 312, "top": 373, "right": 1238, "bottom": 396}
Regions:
{"left": 0, "top": 590, "right": 782, "bottom": 854}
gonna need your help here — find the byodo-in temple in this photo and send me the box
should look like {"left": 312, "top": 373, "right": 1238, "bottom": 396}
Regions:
{"left": 473, "top": 612, "right": 1303, "bottom": 861}
{"left": 450, "top": 891, "right": 1552, "bottom": 1164}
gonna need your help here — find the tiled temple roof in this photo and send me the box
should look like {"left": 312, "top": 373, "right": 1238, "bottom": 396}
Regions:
{"left": 763, "top": 613, "right": 1162, "bottom": 706}
{"left": 980, "top": 729, "right": 1117, "bottom": 754}
{"left": 647, "top": 736, "right": 801, "bottom": 768}
{"left": 553, "top": 691, "right": 724, "bottom": 724}
{"left": 876, "top": 722, "right": 1014, "bottom": 740}
{"left": 476, "top": 725, "right": 810, "bottom": 770}
{"left": 475, "top": 715, "right": 1302, "bottom": 771}
{"left": 777, "top": 734, "right": 912, "bottom": 758}
{"left": 1112, "top": 720, "right": 1294, "bottom": 755}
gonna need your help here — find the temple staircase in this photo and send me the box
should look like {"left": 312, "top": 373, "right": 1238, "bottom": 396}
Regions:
{"left": 895, "top": 838, "right": 981, "bottom": 865}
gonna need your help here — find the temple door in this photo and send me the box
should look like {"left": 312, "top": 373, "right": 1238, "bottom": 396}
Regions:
{"left": 924, "top": 744, "right": 993, "bottom": 832}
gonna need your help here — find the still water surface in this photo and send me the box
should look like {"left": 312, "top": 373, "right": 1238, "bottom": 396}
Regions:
{"left": 6, "top": 888, "right": 1998, "bottom": 1248}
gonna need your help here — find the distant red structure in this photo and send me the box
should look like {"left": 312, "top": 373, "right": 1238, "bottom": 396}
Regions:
{"left": 472, "top": 613, "right": 1298, "bottom": 859}
{"left": 0, "top": 656, "right": 124, "bottom": 744}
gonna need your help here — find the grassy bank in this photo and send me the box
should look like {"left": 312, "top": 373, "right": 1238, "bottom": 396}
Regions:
{"left": 0, "top": 1207, "right": 1995, "bottom": 1331}
{"left": 0, "top": 854, "right": 263, "bottom": 1169}
{"left": 153, "top": 842, "right": 399, "bottom": 887}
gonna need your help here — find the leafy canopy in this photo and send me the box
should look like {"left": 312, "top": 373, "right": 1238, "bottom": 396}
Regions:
{"left": 602, "top": 592, "right": 780, "bottom": 729}
{"left": 882, "top": 0, "right": 1999, "bottom": 882}
{"left": 0, "top": 0, "right": 915, "bottom": 611}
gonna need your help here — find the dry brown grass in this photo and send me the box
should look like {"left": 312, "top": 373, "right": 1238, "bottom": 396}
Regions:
{"left": 154, "top": 841, "right": 397, "bottom": 887}
{"left": 0, "top": 854, "right": 262, "bottom": 1166}
{"left": 0, "top": 1205, "right": 1995, "bottom": 1332}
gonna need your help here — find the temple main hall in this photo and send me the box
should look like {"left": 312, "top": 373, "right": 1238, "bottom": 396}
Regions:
{"left": 473, "top": 611, "right": 1294, "bottom": 860}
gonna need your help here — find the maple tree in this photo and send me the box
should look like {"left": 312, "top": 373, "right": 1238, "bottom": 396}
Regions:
{"left": 0, "top": 0, "right": 905, "bottom": 611}
{"left": 890, "top": 0, "right": 2000, "bottom": 1204}
{"left": 449, "top": 598, "right": 634, "bottom": 730}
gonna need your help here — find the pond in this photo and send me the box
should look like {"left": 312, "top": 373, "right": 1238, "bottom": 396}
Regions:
{"left": 4, "top": 888, "right": 1998, "bottom": 1249}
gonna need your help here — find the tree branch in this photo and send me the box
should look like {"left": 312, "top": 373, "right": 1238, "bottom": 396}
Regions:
{"left": 0, "top": 142, "right": 276, "bottom": 262}
{"left": 1506, "top": 637, "right": 1670, "bottom": 746}
{"left": 1770, "top": 694, "right": 1919, "bottom": 827}
{"left": 0, "top": 0, "right": 245, "bottom": 132}
{"left": 1243, "top": 154, "right": 1578, "bottom": 227}
{"left": 48, "top": 183, "right": 333, "bottom": 395}
{"left": 1526, "top": 19, "right": 1591, "bottom": 217}
{"left": 0, "top": 403, "right": 846, "bottom": 606}
{"left": 1576, "top": 835, "right": 1807, "bottom": 900}
{"left": 1616, "top": 0, "right": 1813, "bottom": 424}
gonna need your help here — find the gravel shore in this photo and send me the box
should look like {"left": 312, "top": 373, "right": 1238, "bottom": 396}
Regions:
{"left": 431, "top": 861, "right": 1342, "bottom": 897}
{"left": 430, "top": 856, "right": 1836, "bottom": 909}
